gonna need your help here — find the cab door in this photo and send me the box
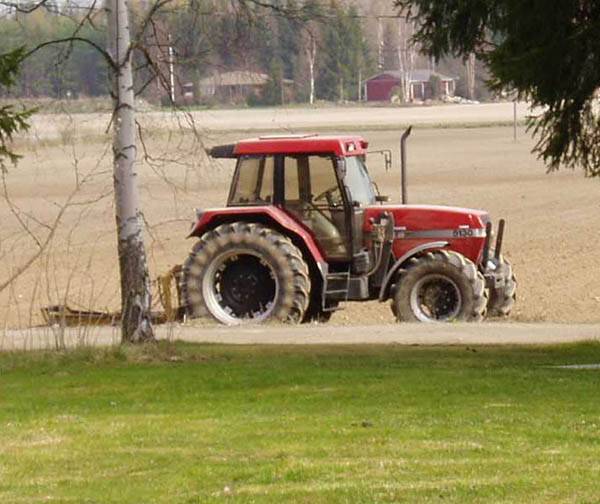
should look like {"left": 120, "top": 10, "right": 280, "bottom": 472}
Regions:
{"left": 341, "top": 156, "right": 377, "bottom": 258}
{"left": 281, "top": 154, "right": 351, "bottom": 261}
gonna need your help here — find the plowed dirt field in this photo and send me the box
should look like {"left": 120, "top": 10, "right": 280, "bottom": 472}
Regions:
{"left": 2, "top": 103, "right": 599, "bottom": 328}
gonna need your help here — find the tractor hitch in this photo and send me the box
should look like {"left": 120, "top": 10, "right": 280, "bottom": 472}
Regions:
{"left": 41, "top": 266, "right": 185, "bottom": 328}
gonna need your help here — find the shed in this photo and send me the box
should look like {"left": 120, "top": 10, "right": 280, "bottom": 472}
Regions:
{"left": 365, "top": 70, "right": 456, "bottom": 102}
{"left": 198, "top": 71, "right": 293, "bottom": 103}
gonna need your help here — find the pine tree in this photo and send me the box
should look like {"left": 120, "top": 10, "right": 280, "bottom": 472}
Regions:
{"left": 276, "top": 0, "right": 301, "bottom": 80}
{"left": 317, "top": 2, "right": 371, "bottom": 102}
{"left": 397, "top": 0, "right": 600, "bottom": 175}
{"left": 262, "top": 58, "right": 284, "bottom": 106}
{"left": 316, "top": 1, "right": 344, "bottom": 100}
{"left": 0, "top": 48, "right": 32, "bottom": 169}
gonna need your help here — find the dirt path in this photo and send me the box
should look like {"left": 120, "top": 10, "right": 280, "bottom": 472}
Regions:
{"left": 2, "top": 322, "right": 599, "bottom": 351}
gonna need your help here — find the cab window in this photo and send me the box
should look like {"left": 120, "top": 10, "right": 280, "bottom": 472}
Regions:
{"left": 344, "top": 156, "right": 376, "bottom": 206}
{"left": 229, "top": 156, "right": 274, "bottom": 205}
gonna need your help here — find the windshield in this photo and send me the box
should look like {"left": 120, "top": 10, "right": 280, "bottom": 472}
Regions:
{"left": 344, "top": 156, "right": 376, "bottom": 206}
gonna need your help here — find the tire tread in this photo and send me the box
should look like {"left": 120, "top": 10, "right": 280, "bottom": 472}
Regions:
{"left": 181, "top": 222, "right": 310, "bottom": 324}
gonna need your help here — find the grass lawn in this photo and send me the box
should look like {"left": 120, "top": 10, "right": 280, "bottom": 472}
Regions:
{"left": 2, "top": 342, "right": 600, "bottom": 503}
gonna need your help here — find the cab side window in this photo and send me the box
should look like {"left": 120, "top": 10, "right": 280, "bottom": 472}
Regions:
{"left": 308, "top": 156, "right": 343, "bottom": 206}
{"left": 283, "top": 156, "right": 300, "bottom": 203}
{"left": 229, "top": 156, "right": 274, "bottom": 205}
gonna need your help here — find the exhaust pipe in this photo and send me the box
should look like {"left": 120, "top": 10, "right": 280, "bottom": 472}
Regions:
{"left": 482, "top": 221, "right": 493, "bottom": 267}
{"left": 495, "top": 219, "right": 506, "bottom": 259}
{"left": 400, "top": 126, "right": 412, "bottom": 204}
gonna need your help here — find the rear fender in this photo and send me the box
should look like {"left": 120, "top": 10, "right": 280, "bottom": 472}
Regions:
{"left": 378, "top": 241, "right": 449, "bottom": 301}
{"left": 189, "top": 206, "right": 328, "bottom": 282}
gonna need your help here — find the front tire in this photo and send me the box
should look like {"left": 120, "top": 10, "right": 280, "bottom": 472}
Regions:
{"left": 487, "top": 256, "right": 517, "bottom": 317}
{"left": 182, "top": 222, "right": 310, "bottom": 325}
{"left": 392, "top": 250, "right": 487, "bottom": 322}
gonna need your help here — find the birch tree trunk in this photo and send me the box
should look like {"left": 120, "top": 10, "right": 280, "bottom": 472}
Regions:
{"left": 308, "top": 35, "right": 316, "bottom": 105}
{"left": 466, "top": 52, "right": 476, "bottom": 100}
{"left": 397, "top": 18, "right": 415, "bottom": 103}
{"left": 106, "top": 0, "right": 154, "bottom": 343}
{"left": 377, "top": 17, "right": 384, "bottom": 70}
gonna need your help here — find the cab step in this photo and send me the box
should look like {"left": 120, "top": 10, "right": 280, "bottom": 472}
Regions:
{"left": 323, "top": 271, "right": 351, "bottom": 306}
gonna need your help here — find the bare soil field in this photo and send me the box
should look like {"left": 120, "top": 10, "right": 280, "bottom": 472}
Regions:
{"left": 1, "top": 102, "right": 599, "bottom": 329}
{"left": 25, "top": 101, "right": 533, "bottom": 142}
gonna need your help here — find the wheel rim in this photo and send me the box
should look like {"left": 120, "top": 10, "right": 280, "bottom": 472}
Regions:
{"left": 409, "top": 274, "right": 462, "bottom": 322}
{"left": 202, "top": 250, "right": 279, "bottom": 325}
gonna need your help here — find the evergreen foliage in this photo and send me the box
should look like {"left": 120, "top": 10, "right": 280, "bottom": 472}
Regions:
{"left": 0, "top": 48, "right": 33, "bottom": 169}
{"left": 397, "top": 0, "right": 600, "bottom": 175}
{"left": 317, "top": 2, "right": 371, "bottom": 101}
{"left": 428, "top": 73, "right": 441, "bottom": 100}
{"left": 0, "top": 13, "right": 107, "bottom": 98}
{"left": 262, "top": 58, "right": 285, "bottom": 105}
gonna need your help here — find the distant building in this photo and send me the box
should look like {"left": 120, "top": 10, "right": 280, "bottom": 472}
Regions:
{"left": 365, "top": 70, "right": 456, "bottom": 102}
{"left": 198, "top": 71, "right": 293, "bottom": 103}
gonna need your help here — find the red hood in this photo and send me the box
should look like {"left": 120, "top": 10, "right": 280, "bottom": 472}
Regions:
{"left": 364, "top": 204, "right": 490, "bottom": 265}
{"left": 371, "top": 204, "right": 489, "bottom": 229}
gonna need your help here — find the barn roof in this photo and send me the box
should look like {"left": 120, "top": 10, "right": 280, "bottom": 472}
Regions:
{"left": 199, "top": 71, "right": 268, "bottom": 87}
{"left": 199, "top": 71, "right": 293, "bottom": 87}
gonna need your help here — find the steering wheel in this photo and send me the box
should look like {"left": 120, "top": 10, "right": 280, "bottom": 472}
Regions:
{"left": 313, "top": 185, "right": 341, "bottom": 206}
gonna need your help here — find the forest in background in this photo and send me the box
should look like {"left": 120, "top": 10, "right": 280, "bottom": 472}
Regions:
{"left": 0, "top": 0, "right": 490, "bottom": 106}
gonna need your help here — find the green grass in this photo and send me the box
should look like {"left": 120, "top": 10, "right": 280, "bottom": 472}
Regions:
{"left": 2, "top": 342, "right": 600, "bottom": 503}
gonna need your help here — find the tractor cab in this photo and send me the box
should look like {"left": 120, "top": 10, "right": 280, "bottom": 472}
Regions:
{"left": 223, "top": 134, "right": 377, "bottom": 266}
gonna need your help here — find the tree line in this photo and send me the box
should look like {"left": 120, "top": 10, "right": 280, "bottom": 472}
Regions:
{"left": 0, "top": 0, "right": 377, "bottom": 105}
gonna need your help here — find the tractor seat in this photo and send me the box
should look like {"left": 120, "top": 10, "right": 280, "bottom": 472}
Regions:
{"left": 286, "top": 201, "right": 348, "bottom": 259}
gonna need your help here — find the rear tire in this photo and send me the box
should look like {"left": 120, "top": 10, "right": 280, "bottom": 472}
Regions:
{"left": 392, "top": 250, "right": 487, "bottom": 322}
{"left": 487, "top": 256, "right": 517, "bottom": 317}
{"left": 182, "top": 222, "right": 311, "bottom": 325}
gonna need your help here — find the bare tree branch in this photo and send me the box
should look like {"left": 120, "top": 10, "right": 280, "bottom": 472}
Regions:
{"left": 23, "top": 36, "right": 116, "bottom": 70}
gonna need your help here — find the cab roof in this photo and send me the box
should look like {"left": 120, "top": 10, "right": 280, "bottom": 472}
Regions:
{"left": 209, "top": 134, "right": 369, "bottom": 158}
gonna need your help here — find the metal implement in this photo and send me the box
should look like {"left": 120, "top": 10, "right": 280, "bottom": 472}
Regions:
{"left": 41, "top": 265, "right": 185, "bottom": 327}
{"left": 41, "top": 305, "right": 119, "bottom": 327}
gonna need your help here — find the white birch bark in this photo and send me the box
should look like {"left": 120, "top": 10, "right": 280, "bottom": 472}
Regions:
{"left": 397, "top": 18, "right": 415, "bottom": 103}
{"left": 306, "top": 34, "right": 316, "bottom": 105}
{"left": 106, "top": 0, "right": 154, "bottom": 343}
{"left": 466, "top": 52, "right": 476, "bottom": 100}
{"left": 377, "top": 17, "right": 384, "bottom": 70}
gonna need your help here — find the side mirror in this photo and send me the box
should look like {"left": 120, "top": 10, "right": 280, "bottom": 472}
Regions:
{"left": 366, "top": 149, "right": 392, "bottom": 171}
{"left": 375, "top": 195, "right": 390, "bottom": 203}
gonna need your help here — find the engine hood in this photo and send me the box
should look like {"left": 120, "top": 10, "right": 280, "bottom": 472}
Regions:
{"left": 369, "top": 204, "right": 489, "bottom": 231}
{"left": 364, "top": 204, "right": 490, "bottom": 265}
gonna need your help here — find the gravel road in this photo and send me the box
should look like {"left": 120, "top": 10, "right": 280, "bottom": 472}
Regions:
{"left": 2, "top": 322, "right": 599, "bottom": 351}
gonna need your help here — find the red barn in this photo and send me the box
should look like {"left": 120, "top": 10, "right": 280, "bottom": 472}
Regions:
{"left": 365, "top": 70, "right": 456, "bottom": 102}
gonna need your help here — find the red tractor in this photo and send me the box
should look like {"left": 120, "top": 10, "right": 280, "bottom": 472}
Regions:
{"left": 181, "top": 129, "right": 516, "bottom": 325}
